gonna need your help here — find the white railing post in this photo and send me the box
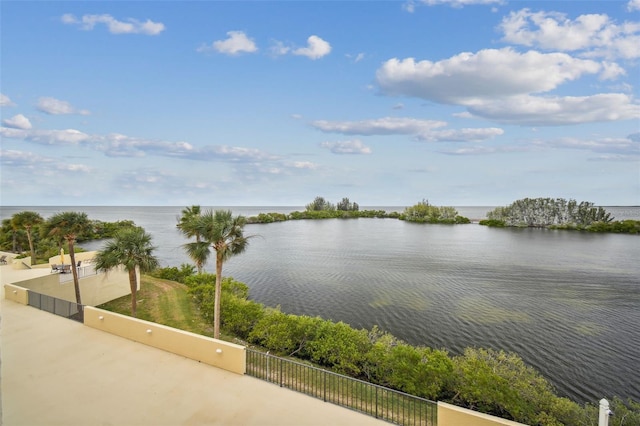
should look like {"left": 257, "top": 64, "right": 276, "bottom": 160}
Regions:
{"left": 599, "top": 398, "right": 611, "bottom": 426}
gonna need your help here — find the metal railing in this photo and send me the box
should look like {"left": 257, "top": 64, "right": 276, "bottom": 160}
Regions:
{"left": 246, "top": 349, "right": 437, "bottom": 425}
{"left": 27, "top": 291, "right": 84, "bottom": 323}
{"left": 59, "top": 264, "right": 98, "bottom": 283}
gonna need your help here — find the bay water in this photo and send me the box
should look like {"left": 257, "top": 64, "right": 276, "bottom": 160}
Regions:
{"left": 1, "top": 205, "right": 638, "bottom": 403}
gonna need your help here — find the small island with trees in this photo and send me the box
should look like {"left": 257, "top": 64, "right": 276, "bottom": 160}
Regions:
{"left": 245, "top": 196, "right": 638, "bottom": 234}
{"left": 480, "top": 197, "right": 639, "bottom": 234}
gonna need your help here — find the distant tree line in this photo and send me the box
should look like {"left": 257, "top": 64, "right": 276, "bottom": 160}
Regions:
{"left": 0, "top": 210, "right": 137, "bottom": 263}
{"left": 151, "top": 268, "right": 640, "bottom": 426}
{"left": 247, "top": 197, "right": 468, "bottom": 224}
{"left": 480, "top": 198, "right": 639, "bottom": 234}
{"left": 398, "top": 199, "right": 470, "bottom": 224}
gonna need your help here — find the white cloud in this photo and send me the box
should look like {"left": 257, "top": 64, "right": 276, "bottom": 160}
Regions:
{"left": 269, "top": 40, "right": 291, "bottom": 56}
{"left": 312, "top": 117, "right": 503, "bottom": 142}
{"left": 0, "top": 149, "right": 50, "bottom": 169}
{"left": 320, "top": 139, "right": 372, "bottom": 154}
{"left": 0, "top": 93, "right": 15, "bottom": 107}
{"left": 466, "top": 93, "right": 640, "bottom": 126}
{"left": 293, "top": 35, "right": 332, "bottom": 60}
{"left": 36, "top": 97, "right": 90, "bottom": 115}
{"left": 0, "top": 149, "right": 91, "bottom": 174}
{"left": 292, "top": 161, "right": 318, "bottom": 169}
{"left": 346, "top": 52, "right": 365, "bottom": 63}
{"left": 442, "top": 146, "right": 502, "bottom": 155}
{"left": 61, "top": 13, "right": 165, "bottom": 35}
{"left": 629, "top": 0, "right": 640, "bottom": 12}
{"left": 375, "top": 48, "right": 638, "bottom": 125}
{"left": 312, "top": 117, "right": 447, "bottom": 135}
{"left": 499, "top": 9, "right": 640, "bottom": 60}
{"left": 531, "top": 133, "right": 640, "bottom": 160}
{"left": 376, "top": 48, "right": 603, "bottom": 105}
{"left": 419, "top": 127, "right": 504, "bottom": 142}
{"left": 599, "top": 62, "right": 626, "bottom": 80}
{"left": 198, "top": 31, "right": 258, "bottom": 55}
{"left": 0, "top": 127, "right": 90, "bottom": 144}
{"left": 2, "top": 114, "right": 32, "bottom": 130}
{"left": 58, "top": 163, "right": 91, "bottom": 172}
{"left": 61, "top": 14, "right": 77, "bottom": 25}
{"left": 0, "top": 126, "right": 321, "bottom": 179}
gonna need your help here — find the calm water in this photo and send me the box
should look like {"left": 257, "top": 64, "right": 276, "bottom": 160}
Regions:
{"left": 1, "top": 205, "right": 639, "bottom": 403}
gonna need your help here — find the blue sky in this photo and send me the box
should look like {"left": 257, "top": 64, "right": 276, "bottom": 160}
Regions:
{"left": 1, "top": 0, "right": 639, "bottom": 206}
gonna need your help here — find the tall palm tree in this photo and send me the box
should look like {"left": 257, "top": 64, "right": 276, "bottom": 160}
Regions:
{"left": 11, "top": 211, "right": 44, "bottom": 263}
{"left": 196, "top": 209, "right": 250, "bottom": 339}
{"left": 177, "top": 205, "right": 209, "bottom": 274}
{"left": 43, "top": 212, "right": 91, "bottom": 305}
{"left": 94, "top": 227, "right": 159, "bottom": 317}
{"left": 2, "top": 218, "right": 20, "bottom": 253}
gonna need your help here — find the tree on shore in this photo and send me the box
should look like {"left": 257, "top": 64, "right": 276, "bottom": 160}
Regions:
{"left": 486, "top": 198, "right": 613, "bottom": 227}
{"left": 1, "top": 218, "right": 22, "bottom": 253}
{"left": 94, "top": 227, "right": 159, "bottom": 317}
{"left": 306, "top": 196, "right": 335, "bottom": 212}
{"left": 177, "top": 205, "right": 209, "bottom": 274}
{"left": 11, "top": 211, "right": 43, "bottom": 263}
{"left": 193, "top": 209, "right": 251, "bottom": 339}
{"left": 43, "top": 212, "right": 91, "bottom": 305}
{"left": 337, "top": 197, "right": 359, "bottom": 211}
{"left": 401, "top": 200, "right": 469, "bottom": 224}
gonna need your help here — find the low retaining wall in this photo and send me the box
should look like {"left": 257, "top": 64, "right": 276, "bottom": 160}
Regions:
{"left": 437, "top": 402, "right": 528, "bottom": 426}
{"left": 84, "top": 306, "right": 246, "bottom": 375}
{"left": 4, "top": 284, "right": 28, "bottom": 305}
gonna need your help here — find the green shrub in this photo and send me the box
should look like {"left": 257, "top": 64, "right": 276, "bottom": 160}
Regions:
{"left": 451, "top": 348, "right": 561, "bottom": 424}
{"left": 479, "top": 219, "right": 506, "bottom": 227}
{"left": 151, "top": 264, "right": 195, "bottom": 283}
{"left": 306, "top": 320, "right": 371, "bottom": 376}
{"left": 221, "top": 293, "right": 265, "bottom": 339}
{"left": 249, "top": 310, "right": 324, "bottom": 357}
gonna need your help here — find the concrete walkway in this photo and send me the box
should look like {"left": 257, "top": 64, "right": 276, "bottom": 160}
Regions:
{"left": 0, "top": 298, "right": 388, "bottom": 426}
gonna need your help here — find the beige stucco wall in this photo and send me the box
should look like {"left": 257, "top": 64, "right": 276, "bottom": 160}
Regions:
{"left": 3, "top": 284, "right": 28, "bottom": 305}
{"left": 17, "top": 271, "right": 131, "bottom": 306}
{"left": 11, "top": 257, "right": 32, "bottom": 269}
{"left": 7, "top": 265, "right": 133, "bottom": 306}
{"left": 84, "top": 306, "right": 246, "bottom": 375}
{"left": 437, "top": 402, "right": 528, "bottom": 426}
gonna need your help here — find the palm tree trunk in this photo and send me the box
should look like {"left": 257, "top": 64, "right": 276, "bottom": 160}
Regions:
{"left": 129, "top": 268, "right": 138, "bottom": 317}
{"left": 26, "top": 226, "right": 36, "bottom": 263}
{"left": 214, "top": 254, "right": 223, "bottom": 339}
{"left": 67, "top": 240, "right": 82, "bottom": 306}
{"left": 196, "top": 235, "right": 203, "bottom": 274}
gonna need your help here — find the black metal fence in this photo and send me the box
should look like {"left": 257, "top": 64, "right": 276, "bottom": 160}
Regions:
{"left": 27, "top": 291, "right": 84, "bottom": 323}
{"left": 246, "top": 349, "right": 437, "bottom": 426}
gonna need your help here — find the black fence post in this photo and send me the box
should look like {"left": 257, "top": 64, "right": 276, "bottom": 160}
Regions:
{"left": 323, "top": 370, "right": 327, "bottom": 402}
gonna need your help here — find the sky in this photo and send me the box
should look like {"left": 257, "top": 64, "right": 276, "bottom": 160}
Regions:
{"left": 1, "top": 0, "right": 639, "bottom": 207}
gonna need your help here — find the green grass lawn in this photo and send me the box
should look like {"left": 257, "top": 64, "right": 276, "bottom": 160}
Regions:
{"left": 98, "top": 275, "right": 213, "bottom": 337}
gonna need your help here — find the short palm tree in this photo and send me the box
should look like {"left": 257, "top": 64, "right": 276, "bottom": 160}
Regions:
{"left": 195, "top": 209, "right": 250, "bottom": 339}
{"left": 11, "top": 211, "right": 44, "bottom": 263}
{"left": 44, "top": 212, "right": 91, "bottom": 305}
{"left": 94, "top": 227, "right": 159, "bottom": 317}
{"left": 177, "top": 205, "right": 209, "bottom": 274}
